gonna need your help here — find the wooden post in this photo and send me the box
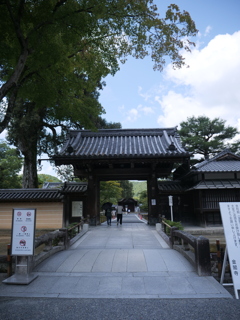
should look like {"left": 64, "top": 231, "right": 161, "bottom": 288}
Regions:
{"left": 7, "top": 244, "right": 12, "bottom": 277}
{"left": 86, "top": 175, "right": 99, "bottom": 225}
{"left": 170, "top": 226, "right": 178, "bottom": 249}
{"left": 59, "top": 228, "right": 69, "bottom": 249}
{"left": 216, "top": 239, "right": 222, "bottom": 278}
{"left": 195, "top": 236, "right": 211, "bottom": 276}
{"left": 147, "top": 168, "right": 159, "bottom": 225}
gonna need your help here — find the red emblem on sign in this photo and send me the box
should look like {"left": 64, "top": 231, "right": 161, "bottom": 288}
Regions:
{"left": 20, "top": 239, "right": 26, "bottom": 246}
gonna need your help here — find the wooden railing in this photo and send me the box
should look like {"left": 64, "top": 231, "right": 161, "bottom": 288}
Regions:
{"left": 157, "top": 219, "right": 211, "bottom": 276}
{"left": 4, "top": 221, "right": 88, "bottom": 275}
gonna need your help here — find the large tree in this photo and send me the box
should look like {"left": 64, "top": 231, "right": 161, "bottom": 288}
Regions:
{"left": 0, "top": 0, "right": 197, "bottom": 187}
{"left": 119, "top": 180, "right": 134, "bottom": 199}
{"left": 100, "top": 181, "right": 122, "bottom": 207}
{"left": 178, "top": 116, "right": 238, "bottom": 159}
{"left": 0, "top": 1, "right": 197, "bottom": 105}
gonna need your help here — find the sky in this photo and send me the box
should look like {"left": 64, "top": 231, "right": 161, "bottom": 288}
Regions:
{"left": 99, "top": 0, "right": 240, "bottom": 131}
{"left": 2, "top": 0, "right": 240, "bottom": 178}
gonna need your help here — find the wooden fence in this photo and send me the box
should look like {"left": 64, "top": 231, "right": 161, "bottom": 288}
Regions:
{"left": 157, "top": 219, "right": 211, "bottom": 276}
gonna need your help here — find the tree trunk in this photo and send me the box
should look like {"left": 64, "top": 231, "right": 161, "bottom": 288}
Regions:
{"left": 22, "top": 150, "right": 38, "bottom": 188}
{"left": 10, "top": 103, "right": 41, "bottom": 188}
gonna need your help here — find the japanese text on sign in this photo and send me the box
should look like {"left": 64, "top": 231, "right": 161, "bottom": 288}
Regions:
{"left": 11, "top": 208, "right": 36, "bottom": 256}
{"left": 219, "top": 202, "right": 240, "bottom": 294}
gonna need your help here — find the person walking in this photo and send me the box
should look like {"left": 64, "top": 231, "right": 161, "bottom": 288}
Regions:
{"left": 117, "top": 205, "right": 123, "bottom": 225}
{"left": 105, "top": 207, "right": 112, "bottom": 226}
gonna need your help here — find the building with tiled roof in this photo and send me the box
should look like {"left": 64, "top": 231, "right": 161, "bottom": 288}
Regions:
{"left": 0, "top": 183, "right": 88, "bottom": 229}
{"left": 158, "top": 149, "right": 240, "bottom": 226}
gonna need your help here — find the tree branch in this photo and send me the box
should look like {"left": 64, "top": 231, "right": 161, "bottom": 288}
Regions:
{"left": 0, "top": 1, "right": 29, "bottom": 101}
{"left": 0, "top": 87, "right": 18, "bottom": 133}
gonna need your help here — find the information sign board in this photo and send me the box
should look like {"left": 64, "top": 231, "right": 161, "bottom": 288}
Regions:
{"left": 151, "top": 199, "right": 156, "bottom": 206}
{"left": 72, "top": 201, "right": 83, "bottom": 217}
{"left": 219, "top": 202, "right": 240, "bottom": 299}
{"left": 11, "top": 208, "right": 36, "bottom": 256}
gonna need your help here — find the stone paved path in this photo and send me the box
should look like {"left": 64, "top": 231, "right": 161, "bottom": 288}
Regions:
{"left": 0, "top": 214, "right": 232, "bottom": 299}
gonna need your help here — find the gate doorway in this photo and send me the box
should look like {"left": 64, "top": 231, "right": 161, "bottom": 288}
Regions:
{"left": 100, "top": 179, "right": 148, "bottom": 223}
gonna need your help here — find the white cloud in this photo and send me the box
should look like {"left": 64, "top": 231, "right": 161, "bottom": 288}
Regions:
{"left": 125, "top": 108, "right": 139, "bottom": 122}
{"left": 138, "top": 104, "right": 155, "bottom": 115}
{"left": 156, "top": 31, "right": 240, "bottom": 130}
{"left": 204, "top": 25, "right": 212, "bottom": 36}
{"left": 138, "top": 86, "right": 151, "bottom": 101}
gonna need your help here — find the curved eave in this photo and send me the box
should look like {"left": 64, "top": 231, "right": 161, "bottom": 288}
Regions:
{"left": 53, "top": 152, "right": 190, "bottom": 162}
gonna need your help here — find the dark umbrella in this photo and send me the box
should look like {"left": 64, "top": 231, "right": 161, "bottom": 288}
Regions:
{"left": 102, "top": 202, "right": 113, "bottom": 210}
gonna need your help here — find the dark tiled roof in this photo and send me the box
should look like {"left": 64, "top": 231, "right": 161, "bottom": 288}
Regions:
{"left": 187, "top": 180, "right": 240, "bottom": 190}
{"left": 61, "top": 182, "right": 88, "bottom": 193}
{"left": 158, "top": 180, "right": 185, "bottom": 192}
{"left": 0, "top": 183, "right": 88, "bottom": 202}
{"left": 42, "top": 182, "right": 87, "bottom": 193}
{"left": 0, "top": 189, "right": 63, "bottom": 202}
{"left": 194, "top": 161, "right": 240, "bottom": 172}
{"left": 193, "top": 149, "right": 240, "bottom": 172}
{"left": 118, "top": 198, "right": 138, "bottom": 204}
{"left": 55, "top": 128, "right": 190, "bottom": 159}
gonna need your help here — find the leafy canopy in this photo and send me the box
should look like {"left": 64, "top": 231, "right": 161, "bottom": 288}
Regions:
{"left": 119, "top": 180, "right": 134, "bottom": 199}
{"left": 100, "top": 181, "right": 122, "bottom": 207}
{"left": 178, "top": 116, "right": 238, "bottom": 159}
{"left": 0, "top": 1, "right": 197, "bottom": 188}
{"left": 0, "top": 0, "right": 197, "bottom": 131}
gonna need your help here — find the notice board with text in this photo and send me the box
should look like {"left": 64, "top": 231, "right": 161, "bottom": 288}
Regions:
{"left": 11, "top": 208, "right": 36, "bottom": 256}
{"left": 219, "top": 202, "right": 240, "bottom": 298}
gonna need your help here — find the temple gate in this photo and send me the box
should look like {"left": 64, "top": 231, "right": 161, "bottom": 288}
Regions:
{"left": 53, "top": 128, "right": 190, "bottom": 225}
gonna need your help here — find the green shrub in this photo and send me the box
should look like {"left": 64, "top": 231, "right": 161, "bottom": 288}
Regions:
{"left": 164, "top": 219, "right": 183, "bottom": 235}
{"left": 68, "top": 222, "right": 78, "bottom": 237}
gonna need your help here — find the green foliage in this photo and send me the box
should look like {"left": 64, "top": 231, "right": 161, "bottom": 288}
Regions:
{"left": 68, "top": 222, "right": 79, "bottom": 238}
{"left": 119, "top": 180, "right": 134, "bottom": 199}
{"left": 138, "top": 190, "right": 148, "bottom": 212}
{"left": 0, "top": 141, "right": 22, "bottom": 188}
{"left": 164, "top": 219, "right": 183, "bottom": 235}
{"left": 0, "top": 0, "right": 197, "bottom": 119}
{"left": 131, "top": 181, "right": 147, "bottom": 198}
{"left": 179, "top": 116, "right": 238, "bottom": 159}
{"left": 38, "top": 174, "right": 61, "bottom": 188}
{"left": 0, "top": 1, "right": 197, "bottom": 187}
{"left": 52, "top": 236, "right": 60, "bottom": 247}
{"left": 100, "top": 181, "right": 122, "bottom": 207}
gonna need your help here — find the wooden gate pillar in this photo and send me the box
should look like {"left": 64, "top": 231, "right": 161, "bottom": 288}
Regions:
{"left": 86, "top": 175, "right": 100, "bottom": 225}
{"left": 147, "top": 167, "right": 159, "bottom": 225}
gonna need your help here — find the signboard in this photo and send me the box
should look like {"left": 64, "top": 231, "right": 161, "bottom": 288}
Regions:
{"left": 11, "top": 208, "right": 36, "bottom": 256}
{"left": 219, "top": 202, "right": 240, "bottom": 299}
{"left": 72, "top": 201, "right": 83, "bottom": 217}
{"left": 168, "top": 195, "right": 173, "bottom": 206}
{"left": 151, "top": 199, "right": 156, "bottom": 205}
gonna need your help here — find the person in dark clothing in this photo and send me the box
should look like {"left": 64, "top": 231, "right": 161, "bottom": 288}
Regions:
{"left": 105, "top": 207, "right": 112, "bottom": 226}
{"left": 117, "top": 205, "right": 123, "bottom": 225}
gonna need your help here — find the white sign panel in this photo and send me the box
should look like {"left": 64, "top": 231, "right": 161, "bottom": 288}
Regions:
{"left": 219, "top": 202, "right": 240, "bottom": 297}
{"left": 168, "top": 195, "right": 173, "bottom": 206}
{"left": 72, "top": 201, "right": 83, "bottom": 217}
{"left": 11, "top": 208, "right": 36, "bottom": 256}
